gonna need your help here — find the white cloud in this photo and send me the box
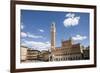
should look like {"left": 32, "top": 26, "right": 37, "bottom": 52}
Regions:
{"left": 63, "top": 13, "right": 80, "bottom": 27}
{"left": 27, "top": 32, "right": 43, "bottom": 38}
{"left": 21, "top": 22, "right": 24, "bottom": 29}
{"left": 66, "top": 13, "right": 75, "bottom": 18}
{"left": 21, "top": 25, "right": 24, "bottom": 29}
{"left": 21, "top": 40, "right": 50, "bottom": 51}
{"left": 21, "top": 32, "right": 27, "bottom": 37}
{"left": 72, "top": 34, "right": 87, "bottom": 41}
{"left": 21, "top": 32, "right": 43, "bottom": 39}
{"left": 39, "top": 29, "right": 44, "bottom": 32}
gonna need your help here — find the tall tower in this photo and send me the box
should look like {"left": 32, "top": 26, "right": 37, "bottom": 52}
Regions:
{"left": 51, "top": 22, "right": 56, "bottom": 51}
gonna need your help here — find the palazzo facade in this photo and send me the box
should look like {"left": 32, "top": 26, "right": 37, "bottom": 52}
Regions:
{"left": 50, "top": 22, "right": 84, "bottom": 61}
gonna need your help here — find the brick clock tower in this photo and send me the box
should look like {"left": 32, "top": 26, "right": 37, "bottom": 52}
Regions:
{"left": 51, "top": 22, "right": 56, "bottom": 51}
{"left": 50, "top": 22, "right": 56, "bottom": 61}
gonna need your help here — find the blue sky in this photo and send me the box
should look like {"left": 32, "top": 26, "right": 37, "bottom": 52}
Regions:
{"left": 21, "top": 9, "right": 89, "bottom": 51}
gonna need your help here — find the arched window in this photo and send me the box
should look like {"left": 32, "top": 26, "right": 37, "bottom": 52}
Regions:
{"left": 56, "top": 58, "right": 58, "bottom": 61}
{"left": 66, "top": 57, "right": 67, "bottom": 60}
{"left": 58, "top": 58, "right": 60, "bottom": 61}
{"left": 76, "top": 56, "right": 77, "bottom": 60}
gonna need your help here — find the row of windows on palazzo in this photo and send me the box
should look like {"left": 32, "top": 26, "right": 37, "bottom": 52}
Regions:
{"left": 52, "top": 56, "right": 82, "bottom": 61}
{"left": 53, "top": 52, "right": 82, "bottom": 56}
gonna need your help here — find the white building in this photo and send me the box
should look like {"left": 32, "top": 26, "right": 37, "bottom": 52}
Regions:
{"left": 21, "top": 46, "right": 28, "bottom": 62}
